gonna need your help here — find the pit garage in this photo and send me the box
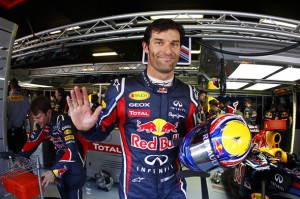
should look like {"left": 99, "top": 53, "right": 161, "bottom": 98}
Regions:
{"left": 1, "top": 7, "right": 300, "bottom": 199}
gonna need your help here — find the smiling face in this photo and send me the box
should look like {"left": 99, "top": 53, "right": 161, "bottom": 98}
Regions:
{"left": 143, "top": 29, "right": 181, "bottom": 80}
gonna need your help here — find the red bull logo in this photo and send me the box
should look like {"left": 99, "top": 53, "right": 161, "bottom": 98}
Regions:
{"left": 136, "top": 119, "right": 178, "bottom": 136}
{"left": 214, "top": 140, "right": 223, "bottom": 155}
{"left": 133, "top": 119, "right": 179, "bottom": 151}
{"left": 131, "top": 133, "right": 179, "bottom": 151}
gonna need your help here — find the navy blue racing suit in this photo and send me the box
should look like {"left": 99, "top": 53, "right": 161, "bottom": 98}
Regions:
{"left": 80, "top": 71, "right": 199, "bottom": 199}
{"left": 20, "top": 111, "right": 87, "bottom": 199}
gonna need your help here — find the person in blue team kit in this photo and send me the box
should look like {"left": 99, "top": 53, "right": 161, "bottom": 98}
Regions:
{"left": 67, "top": 19, "right": 199, "bottom": 199}
{"left": 19, "top": 96, "right": 87, "bottom": 199}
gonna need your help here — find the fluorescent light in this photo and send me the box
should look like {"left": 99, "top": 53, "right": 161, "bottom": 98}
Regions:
{"left": 191, "top": 50, "right": 201, "bottom": 54}
{"left": 0, "top": 78, "right": 5, "bottom": 80}
{"left": 92, "top": 52, "right": 118, "bottom": 57}
{"left": 244, "top": 83, "right": 280, "bottom": 91}
{"left": 19, "top": 83, "right": 53, "bottom": 88}
{"left": 150, "top": 14, "right": 204, "bottom": 20}
{"left": 67, "top": 26, "right": 80, "bottom": 31}
{"left": 50, "top": 30, "right": 61, "bottom": 35}
{"left": 82, "top": 68, "right": 95, "bottom": 71}
{"left": 226, "top": 82, "right": 248, "bottom": 89}
{"left": 260, "top": 19, "right": 297, "bottom": 28}
{"left": 119, "top": 66, "right": 137, "bottom": 70}
{"left": 228, "top": 64, "right": 282, "bottom": 79}
{"left": 239, "top": 55, "right": 300, "bottom": 65}
{"left": 266, "top": 68, "right": 300, "bottom": 81}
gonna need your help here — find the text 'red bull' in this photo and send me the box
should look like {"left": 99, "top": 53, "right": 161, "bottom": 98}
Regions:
{"left": 131, "top": 133, "right": 179, "bottom": 151}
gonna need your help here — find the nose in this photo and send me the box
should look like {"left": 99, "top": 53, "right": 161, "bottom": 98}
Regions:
{"left": 163, "top": 43, "right": 173, "bottom": 54}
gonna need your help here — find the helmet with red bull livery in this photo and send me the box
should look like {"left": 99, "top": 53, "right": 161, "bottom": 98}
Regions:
{"left": 178, "top": 114, "right": 252, "bottom": 172}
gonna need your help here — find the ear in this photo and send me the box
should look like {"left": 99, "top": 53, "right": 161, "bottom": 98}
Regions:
{"left": 47, "top": 109, "right": 52, "bottom": 117}
{"left": 142, "top": 41, "right": 149, "bottom": 53}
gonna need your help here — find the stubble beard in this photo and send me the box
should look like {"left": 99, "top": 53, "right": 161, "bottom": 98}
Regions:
{"left": 151, "top": 52, "right": 179, "bottom": 74}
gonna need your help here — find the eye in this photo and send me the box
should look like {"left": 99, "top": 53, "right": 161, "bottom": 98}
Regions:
{"left": 171, "top": 42, "right": 180, "bottom": 47}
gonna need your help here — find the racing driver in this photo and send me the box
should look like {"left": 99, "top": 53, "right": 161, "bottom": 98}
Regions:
{"left": 67, "top": 19, "right": 199, "bottom": 199}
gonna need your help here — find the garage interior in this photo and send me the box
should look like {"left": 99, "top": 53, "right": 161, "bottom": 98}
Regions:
{"left": 1, "top": 1, "right": 300, "bottom": 199}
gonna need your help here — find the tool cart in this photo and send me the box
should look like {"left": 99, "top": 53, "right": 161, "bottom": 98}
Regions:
{"left": 0, "top": 152, "right": 44, "bottom": 199}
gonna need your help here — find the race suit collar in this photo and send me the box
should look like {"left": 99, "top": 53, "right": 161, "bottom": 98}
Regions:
{"left": 141, "top": 70, "right": 177, "bottom": 93}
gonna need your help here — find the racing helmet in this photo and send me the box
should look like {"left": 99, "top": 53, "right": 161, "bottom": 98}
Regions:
{"left": 179, "top": 114, "right": 252, "bottom": 172}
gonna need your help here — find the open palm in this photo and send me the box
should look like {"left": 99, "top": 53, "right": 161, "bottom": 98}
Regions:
{"left": 67, "top": 86, "right": 102, "bottom": 131}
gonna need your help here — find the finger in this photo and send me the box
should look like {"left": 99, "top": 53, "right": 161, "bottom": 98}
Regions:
{"left": 82, "top": 87, "right": 90, "bottom": 106}
{"left": 42, "top": 178, "right": 46, "bottom": 187}
{"left": 74, "top": 86, "right": 84, "bottom": 106}
{"left": 70, "top": 89, "right": 78, "bottom": 108}
{"left": 66, "top": 96, "right": 73, "bottom": 111}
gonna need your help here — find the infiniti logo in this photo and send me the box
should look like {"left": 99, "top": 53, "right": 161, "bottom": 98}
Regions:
{"left": 144, "top": 155, "right": 168, "bottom": 166}
{"left": 274, "top": 174, "right": 283, "bottom": 184}
{"left": 173, "top": 100, "right": 183, "bottom": 107}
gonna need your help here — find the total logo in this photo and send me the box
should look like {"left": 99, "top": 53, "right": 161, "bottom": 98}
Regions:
{"left": 136, "top": 119, "right": 178, "bottom": 136}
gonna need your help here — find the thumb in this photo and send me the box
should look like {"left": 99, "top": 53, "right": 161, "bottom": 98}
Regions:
{"left": 92, "top": 106, "right": 103, "bottom": 120}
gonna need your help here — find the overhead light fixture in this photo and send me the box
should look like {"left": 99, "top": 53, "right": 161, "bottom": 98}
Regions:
{"left": 150, "top": 14, "right": 204, "bottom": 20}
{"left": 260, "top": 19, "right": 297, "bottom": 28}
{"left": 244, "top": 83, "right": 280, "bottom": 91}
{"left": 92, "top": 52, "right": 118, "bottom": 57}
{"left": 226, "top": 82, "right": 248, "bottom": 89}
{"left": 228, "top": 64, "right": 282, "bottom": 79}
{"left": 266, "top": 67, "right": 300, "bottom": 81}
{"left": 239, "top": 55, "right": 300, "bottom": 65}
{"left": 50, "top": 30, "right": 61, "bottom": 35}
{"left": 66, "top": 26, "right": 80, "bottom": 31}
{"left": 19, "top": 82, "right": 53, "bottom": 88}
{"left": 191, "top": 50, "right": 201, "bottom": 54}
{"left": 0, "top": 78, "right": 5, "bottom": 80}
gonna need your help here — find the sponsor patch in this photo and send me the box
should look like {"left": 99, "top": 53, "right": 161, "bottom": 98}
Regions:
{"left": 64, "top": 135, "right": 74, "bottom": 141}
{"left": 64, "top": 129, "right": 72, "bottom": 135}
{"left": 129, "top": 91, "right": 150, "bottom": 100}
{"left": 128, "top": 109, "right": 150, "bottom": 118}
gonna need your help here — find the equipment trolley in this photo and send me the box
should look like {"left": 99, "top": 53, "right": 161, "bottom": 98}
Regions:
{"left": 0, "top": 152, "right": 44, "bottom": 199}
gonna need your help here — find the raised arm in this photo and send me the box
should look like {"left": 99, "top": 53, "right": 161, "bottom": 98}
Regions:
{"left": 67, "top": 86, "right": 102, "bottom": 131}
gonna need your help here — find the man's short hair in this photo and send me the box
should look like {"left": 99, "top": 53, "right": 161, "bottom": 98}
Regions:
{"left": 143, "top": 18, "right": 185, "bottom": 45}
{"left": 199, "top": 89, "right": 207, "bottom": 95}
{"left": 30, "top": 96, "right": 51, "bottom": 115}
{"left": 9, "top": 78, "right": 18, "bottom": 89}
{"left": 209, "top": 99, "right": 219, "bottom": 107}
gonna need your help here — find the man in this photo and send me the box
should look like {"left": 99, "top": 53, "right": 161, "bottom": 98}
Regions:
{"left": 7, "top": 78, "right": 33, "bottom": 154}
{"left": 207, "top": 99, "right": 223, "bottom": 120}
{"left": 197, "top": 89, "right": 207, "bottom": 123}
{"left": 54, "top": 87, "right": 67, "bottom": 114}
{"left": 244, "top": 99, "right": 254, "bottom": 124}
{"left": 67, "top": 19, "right": 199, "bottom": 199}
{"left": 19, "top": 96, "right": 87, "bottom": 199}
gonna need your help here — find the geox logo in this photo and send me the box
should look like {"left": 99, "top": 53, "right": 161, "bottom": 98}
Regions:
{"left": 129, "top": 91, "right": 150, "bottom": 100}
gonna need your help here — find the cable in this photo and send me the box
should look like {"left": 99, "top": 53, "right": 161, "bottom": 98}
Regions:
{"left": 195, "top": 40, "right": 300, "bottom": 57}
{"left": 219, "top": 58, "right": 226, "bottom": 96}
{"left": 219, "top": 43, "right": 226, "bottom": 96}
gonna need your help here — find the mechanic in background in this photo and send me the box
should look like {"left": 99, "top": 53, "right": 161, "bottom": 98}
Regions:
{"left": 19, "top": 96, "right": 87, "bottom": 199}
{"left": 67, "top": 19, "right": 199, "bottom": 199}
{"left": 7, "top": 78, "right": 33, "bottom": 154}
{"left": 54, "top": 87, "right": 67, "bottom": 114}
{"left": 197, "top": 89, "right": 207, "bottom": 123}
